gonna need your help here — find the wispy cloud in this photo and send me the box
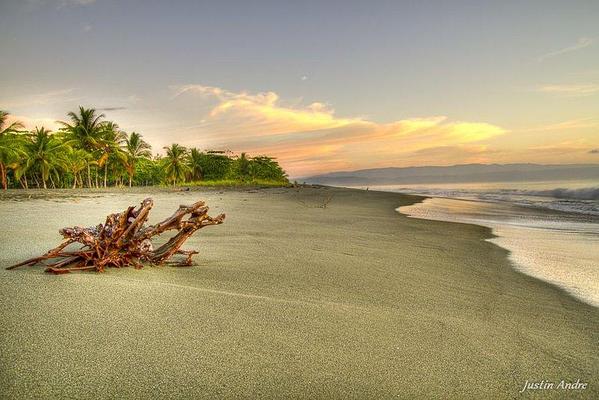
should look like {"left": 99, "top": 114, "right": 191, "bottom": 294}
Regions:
{"left": 537, "top": 84, "right": 599, "bottom": 97}
{"left": 98, "top": 106, "right": 127, "bottom": 111}
{"left": 26, "top": 0, "right": 96, "bottom": 8}
{"left": 529, "top": 139, "right": 598, "bottom": 156}
{"left": 516, "top": 118, "right": 599, "bottom": 132}
{"left": 538, "top": 37, "right": 594, "bottom": 61}
{"left": 0, "top": 88, "right": 79, "bottom": 109}
{"left": 58, "top": 0, "right": 95, "bottom": 7}
{"left": 170, "top": 84, "right": 360, "bottom": 136}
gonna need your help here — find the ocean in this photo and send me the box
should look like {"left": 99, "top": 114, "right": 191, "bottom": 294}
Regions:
{"left": 366, "top": 179, "right": 599, "bottom": 307}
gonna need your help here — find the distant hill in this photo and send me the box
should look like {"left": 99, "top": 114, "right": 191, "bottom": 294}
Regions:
{"left": 301, "top": 163, "right": 599, "bottom": 186}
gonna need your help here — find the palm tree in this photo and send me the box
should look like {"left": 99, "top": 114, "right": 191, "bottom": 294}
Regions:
{"left": 65, "top": 149, "right": 93, "bottom": 188}
{"left": 10, "top": 154, "right": 30, "bottom": 189}
{"left": 237, "top": 152, "right": 251, "bottom": 180}
{"left": 163, "top": 144, "right": 190, "bottom": 186}
{"left": 24, "top": 127, "right": 69, "bottom": 189}
{"left": 0, "top": 111, "right": 25, "bottom": 189}
{"left": 189, "top": 148, "right": 204, "bottom": 181}
{"left": 0, "top": 111, "right": 24, "bottom": 135}
{"left": 98, "top": 121, "right": 126, "bottom": 187}
{"left": 123, "top": 132, "right": 151, "bottom": 187}
{"left": 58, "top": 107, "right": 106, "bottom": 188}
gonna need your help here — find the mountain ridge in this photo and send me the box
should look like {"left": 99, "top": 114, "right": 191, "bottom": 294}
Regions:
{"left": 301, "top": 163, "right": 599, "bottom": 185}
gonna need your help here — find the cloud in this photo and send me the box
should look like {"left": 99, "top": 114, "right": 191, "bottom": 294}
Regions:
{"left": 98, "top": 106, "right": 127, "bottom": 111}
{"left": 0, "top": 88, "right": 78, "bottom": 109}
{"left": 537, "top": 84, "right": 599, "bottom": 96}
{"left": 170, "top": 84, "right": 361, "bottom": 138}
{"left": 26, "top": 0, "right": 96, "bottom": 8}
{"left": 170, "top": 84, "right": 228, "bottom": 99}
{"left": 168, "top": 84, "right": 507, "bottom": 176}
{"left": 529, "top": 138, "right": 599, "bottom": 155}
{"left": 82, "top": 24, "right": 92, "bottom": 32}
{"left": 516, "top": 118, "right": 599, "bottom": 132}
{"left": 538, "top": 37, "right": 594, "bottom": 61}
{"left": 59, "top": 0, "right": 95, "bottom": 7}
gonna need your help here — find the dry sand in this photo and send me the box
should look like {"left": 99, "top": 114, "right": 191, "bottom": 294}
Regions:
{"left": 0, "top": 186, "right": 597, "bottom": 399}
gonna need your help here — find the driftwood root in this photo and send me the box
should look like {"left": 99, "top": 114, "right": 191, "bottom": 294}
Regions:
{"left": 7, "top": 198, "right": 225, "bottom": 274}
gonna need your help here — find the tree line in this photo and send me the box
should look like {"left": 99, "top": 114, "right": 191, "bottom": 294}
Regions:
{"left": 0, "top": 107, "right": 288, "bottom": 190}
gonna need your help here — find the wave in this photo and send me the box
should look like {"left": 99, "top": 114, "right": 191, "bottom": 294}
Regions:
{"left": 516, "top": 187, "right": 599, "bottom": 201}
{"left": 394, "top": 186, "right": 599, "bottom": 202}
{"left": 386, "top": 185, "right": 599, "bottom": 216}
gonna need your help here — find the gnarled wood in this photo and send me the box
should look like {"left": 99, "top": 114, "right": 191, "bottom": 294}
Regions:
{"left": 7, "top": 198, "right": 225, "bottom": 274}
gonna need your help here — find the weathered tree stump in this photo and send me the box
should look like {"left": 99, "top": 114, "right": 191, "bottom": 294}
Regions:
{"left": 7, "top": 198, "right": 225, "bottom": 274}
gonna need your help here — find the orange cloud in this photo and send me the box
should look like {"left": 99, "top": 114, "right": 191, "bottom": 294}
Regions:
{"left": 170, "top": 84, "right": 361, "bottom": 138}
{"left": 169, "top": 84, "right": 509, "bottom": 176}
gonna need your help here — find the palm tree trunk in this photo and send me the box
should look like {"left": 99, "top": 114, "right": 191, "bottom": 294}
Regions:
{"left": 86, "top": 164, "right": 92, "bottom": 188}
{"left": 72, "top": 174, "right": 77, "bottom": 189}
{"left": 104, "top": 162, "right": 108, "bottom": 188}
{"left": 0, "top": 162, "right": 6, "bottom": 190}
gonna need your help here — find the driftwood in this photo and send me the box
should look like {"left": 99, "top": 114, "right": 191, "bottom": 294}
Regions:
{"left": 7, "top": 198, "right": 225, "bottom": 274}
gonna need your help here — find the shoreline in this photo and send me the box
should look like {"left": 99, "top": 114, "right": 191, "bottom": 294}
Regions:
{"left": 350, "top": 179, "right": 599, "bottom": 217}
{"left": 396, "top": 194, "right": 599, "bottom": 308}
{"left": 1, "top": 186, "right": 597, "bottom": 398}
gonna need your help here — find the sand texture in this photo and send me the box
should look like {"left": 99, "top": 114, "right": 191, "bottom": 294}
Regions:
{"left": 0, "top": 187, "right": 597, "bottom": 399}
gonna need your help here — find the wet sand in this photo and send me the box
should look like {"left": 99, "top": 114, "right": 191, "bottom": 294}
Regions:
{"left": 0, "top": 187, "right": 597, "bottom": 398}
{"left": 400, "top": 197, "right": 599, "bottom": 307}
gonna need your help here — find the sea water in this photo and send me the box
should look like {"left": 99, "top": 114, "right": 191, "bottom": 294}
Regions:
{"left": 369, "top": 180, "right": 599, "bottom": 307}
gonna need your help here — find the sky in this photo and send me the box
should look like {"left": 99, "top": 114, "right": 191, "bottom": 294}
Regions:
{"left": 0, "top": 0, "right": 598, "bottom": 178}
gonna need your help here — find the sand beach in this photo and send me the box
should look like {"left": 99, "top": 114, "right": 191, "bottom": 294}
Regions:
{"left": 0, "top": 186, "right": 597, "bottom": 398}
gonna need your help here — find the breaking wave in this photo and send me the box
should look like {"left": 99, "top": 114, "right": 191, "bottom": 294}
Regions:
{"left": 519, "top": 187, "right": 599, "bottom": 200}
{"left": 385, "top": 184, "right": 599, "bottom": 216}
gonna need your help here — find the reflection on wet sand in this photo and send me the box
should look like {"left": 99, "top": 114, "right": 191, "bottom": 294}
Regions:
{"left": 399, "top": 197, "right": 599, "bottom": 307}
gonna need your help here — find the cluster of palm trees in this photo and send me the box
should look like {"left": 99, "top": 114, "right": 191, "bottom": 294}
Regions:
{"left": 0, "top": 107, "right": 288, "bottom": 190}
{"left": 0, "top": 108, "right": 151, "bottom": 189}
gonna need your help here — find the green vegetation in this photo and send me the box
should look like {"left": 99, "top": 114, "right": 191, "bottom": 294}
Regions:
{"left": 0, "top": 108, "right": 289, "bottom": 189}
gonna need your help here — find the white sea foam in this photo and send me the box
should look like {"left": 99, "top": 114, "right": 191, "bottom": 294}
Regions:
{"left": 369, "top": 180, "right": 599, "bottom": 216}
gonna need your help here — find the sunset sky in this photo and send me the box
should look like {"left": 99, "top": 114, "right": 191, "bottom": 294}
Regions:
{"left": 1, "top": 0, "right": 598, "bottom": 177}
